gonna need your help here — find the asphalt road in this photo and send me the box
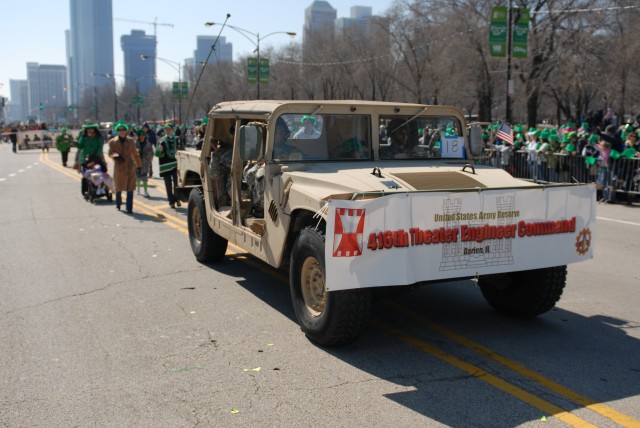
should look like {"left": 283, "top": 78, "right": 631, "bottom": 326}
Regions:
{"left": 1, "top": 142, "right": 639, "bottom": 428}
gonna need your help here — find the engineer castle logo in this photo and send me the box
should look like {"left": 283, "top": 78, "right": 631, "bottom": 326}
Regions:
{"left": 332, "top": 208, "right": 366, "bottom": 257}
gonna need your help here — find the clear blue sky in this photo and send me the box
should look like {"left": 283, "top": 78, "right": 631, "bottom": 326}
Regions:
{"left": 0, "top": 0, "right": 395, "bottom": 100}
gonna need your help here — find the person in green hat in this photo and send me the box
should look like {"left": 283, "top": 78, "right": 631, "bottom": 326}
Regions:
{"left": 580, "top": 133, "right": 600, "bottom": 184}
{"left": 156, "top": 122, "right": 181, "bottom": 209}
{"left": 583, "top": 133, "right": 598, "bottom": 152}
{"left": 293, "top": 115, "right": 320, "bottom": 139}
{"left": 620, "top": 131, "right": 639, "bottom": 203}
{"left": 76, "top": 123, "right": 104, "bottom": 172}
{"left": 108, "top": 122, "right": 142, "bottom": 213}
{"left": 513, "top": 133, "right": 524, "bottom": 150}
{"left": 562, "top": 132, "right": 578, "bottom": 156}
{"left": 55, "top": 127, "right": 73, "bottom": 167}
{"left": 536, "top": 130, "right": 551, "bottom": 181}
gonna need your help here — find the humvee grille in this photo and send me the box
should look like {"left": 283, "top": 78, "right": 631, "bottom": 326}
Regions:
{"left": 268, "top": 200, "right": 278, "bottom": 222}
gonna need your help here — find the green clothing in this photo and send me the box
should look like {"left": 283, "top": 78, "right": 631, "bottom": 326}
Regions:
{"left": 155, "top": 135, "right": 178, "bottom": 176}
{"left": 77, "top": 134, "right": 104, "bottom": 161}
{"left": 56, "top": 133, "right": 73, "bottom": 153}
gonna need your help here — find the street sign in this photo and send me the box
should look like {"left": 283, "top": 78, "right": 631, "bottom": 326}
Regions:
{"left": 489, "top": 6, "right": 507, "bottom": 57}
{"left": 172, "top": 81, "right": 188, "bottom": 99}
{"left": 131, "top": 94, "right": 144, "bottom": 106}
{"left": 248, "top": 57, "right": 269, "bottom": 84}
{"left": 489, "top": 6, "right": 529, "bottom": 58}
{"left": 513, "top": 8, "right": 530, "bottom": 58}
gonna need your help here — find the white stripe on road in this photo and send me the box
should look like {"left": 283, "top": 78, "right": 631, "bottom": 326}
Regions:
{"left": 0, "top": 178, "right": 5, "bottom": 182}
{"left": 18, "top": 169, "right": 24, "bottom": 172}
{"left": 8, "top": 173, "right": 15, "bottom": 177}
{"left": 597, "top": 216, "right": 640, "bottom": 227}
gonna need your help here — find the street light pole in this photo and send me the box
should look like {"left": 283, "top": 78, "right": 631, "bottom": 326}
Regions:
{"left": 135, "top": 79, "right": 141, "bottom": 124}
{"left": 204, "top": 23, "right": 296, "bottom": 99}
{"left": 141, "top": 54, "right": 183, "bottom": 140}
{"left": 110, "top": 76, "right": 118, "bottom": 122}
{"left": 93, "top": 84, "right": 98, "bottom": 121}
{"left": 92, "top": 72, "right": 117, "bottom": 122}
{"left": 256, "top": 34, "right": 261, "bottom": 99}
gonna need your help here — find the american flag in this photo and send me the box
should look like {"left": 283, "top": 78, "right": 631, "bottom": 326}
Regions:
{"left": 495, "top": 122, "right": 514, "bottom": 145}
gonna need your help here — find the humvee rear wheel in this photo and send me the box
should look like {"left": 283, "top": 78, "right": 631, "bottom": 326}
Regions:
{"left": 478, "top": 265, "right": 567, "bottom": 317}
{"left": 188, "top": 188, "right": 228, "bottom": 263}
{"left": 290, "top": 227, "right": 372, "bottom": 346}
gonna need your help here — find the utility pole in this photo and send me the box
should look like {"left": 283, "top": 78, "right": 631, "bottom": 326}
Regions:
{"left": 505, "top": 0, "right": 513, "bottom": 124}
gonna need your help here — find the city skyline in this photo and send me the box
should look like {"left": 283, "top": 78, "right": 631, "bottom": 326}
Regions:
{"left": 1, "top": 0, "right": 393, "bottom": 101}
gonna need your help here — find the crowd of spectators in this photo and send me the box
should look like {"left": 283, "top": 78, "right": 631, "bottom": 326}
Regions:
{"left": 481, "top": 114, "right": 640, "bottom": 204}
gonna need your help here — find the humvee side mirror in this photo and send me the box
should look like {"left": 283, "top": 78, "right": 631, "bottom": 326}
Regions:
{"left": 238, "top": 125, "right": 263, "bottom": 160}
{"left": 469, "top": 125, "right": 484, "bottom": 157}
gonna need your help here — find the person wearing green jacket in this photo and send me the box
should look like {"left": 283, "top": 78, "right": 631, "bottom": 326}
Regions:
{"left": 76, "top": 123, "right": 104, "bottom": 170}
{"left": 55, "top": 127, "right": 73, "bottom": 167}
{"left": 155, "top": 122, "right": 180, "bottom": 208}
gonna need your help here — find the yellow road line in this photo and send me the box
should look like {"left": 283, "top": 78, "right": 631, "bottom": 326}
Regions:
{"left": 371, "top": 319, "right": 598, "bottom": 428}
{"left": 41, "top": 152, "right": 80, "bottom": 180}
{"left": 387, "top": 302, "right": 640, "bottom": 428}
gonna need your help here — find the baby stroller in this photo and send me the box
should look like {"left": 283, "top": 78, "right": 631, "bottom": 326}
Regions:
{"left": 81, "top": 155, "right": 114, "bottom": 203}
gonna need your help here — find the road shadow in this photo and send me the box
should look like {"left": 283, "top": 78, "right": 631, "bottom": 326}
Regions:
{"left": 198, "top": 256, "right": 640, "bottom": 426}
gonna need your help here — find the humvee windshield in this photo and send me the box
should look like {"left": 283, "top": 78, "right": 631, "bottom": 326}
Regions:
{"left": 272, "top": 113, "right": 464, "bottom": 162}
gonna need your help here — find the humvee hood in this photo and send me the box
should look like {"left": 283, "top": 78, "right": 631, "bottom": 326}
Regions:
{"left": 279, "top": 161, "right": 537, "bottom": 201}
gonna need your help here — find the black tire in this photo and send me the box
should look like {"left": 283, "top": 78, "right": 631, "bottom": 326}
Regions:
{"left": 478, "top": 265, "right": 567, "bottom": 318}
{"left": 81, "top": 177, "right": 88, "bottom": 198}
{"left": 188, "top": 188, "right": 228, "bottom": 263}
{"left": 289, "top": 227, "right": 372, "bottom": 346}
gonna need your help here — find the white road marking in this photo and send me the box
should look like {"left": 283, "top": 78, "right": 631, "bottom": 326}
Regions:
{"left": 8, "top": 173, "right": 16, "bottom": 177}
{"left": 18, "top": 169, "right": 24, "bottom": 172}
{"left": 0, "top": 178, "right": 5, "bottom": 182}
{"left": 597, "top": 216, "right": 640, "bottom": 227}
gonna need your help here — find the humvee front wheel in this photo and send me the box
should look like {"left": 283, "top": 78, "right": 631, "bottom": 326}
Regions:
{"left": 188, "top": 188, "right": 228, "bottom": 263}
{"left": 478, "top": 265, "right": 567, "bottom": 317}
{"left": 290, "top": 227, "right": 372, "bottom": 346}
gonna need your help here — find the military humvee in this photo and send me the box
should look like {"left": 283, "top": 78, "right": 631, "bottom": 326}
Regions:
{"left": 176, "top": 100, "right": 595, "bottom": 346}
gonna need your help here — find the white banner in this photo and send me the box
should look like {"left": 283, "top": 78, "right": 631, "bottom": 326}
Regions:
{"left": 325, "top": 184, "right": 596, "bottom": 291}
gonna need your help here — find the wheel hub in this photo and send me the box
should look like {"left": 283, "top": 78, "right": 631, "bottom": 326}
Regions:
{"left": 191, "top": 207, "right": 202, "bottom": 244}
{"left": 300, "top": 256, "right": 326, "bottom": 317}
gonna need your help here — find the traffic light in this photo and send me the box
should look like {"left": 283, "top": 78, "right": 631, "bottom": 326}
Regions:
{"left": 39, "top": 103, "right": 44, "bottom": 110}
{"left": 1, "top": 97, "right": 5, "bottom": 107}
{"left": 68, "top": 106, "right": 73, "bottom": 112}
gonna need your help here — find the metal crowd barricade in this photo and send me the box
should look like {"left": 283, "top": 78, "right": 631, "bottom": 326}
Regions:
{"left": 473, "top": 147, "right": 639, "bottom": 200}
{"left": 611, "top": 156, "right": 640, "bottom": 196}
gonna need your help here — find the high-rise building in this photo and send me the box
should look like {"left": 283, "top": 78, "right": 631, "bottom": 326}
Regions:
{"left": 303, "top": 0, "right": 337, "bottom": 59}
{"left": 121, "top": 30, "right": 157, "bottom": 94}
{"left": 68, "top": 0, "right": 114, "bottom": 105}
{"left": 336, "top": 6, "right": 373, "bottom": 33}
{"left": 304, "top": 0, "right": 337, "bottom": 42}
{"left": 194, "top": 36, "right": 233, "bottom": 65}
{"left": 9, "top": 79, "right": 28, "bottom": 122}
{"left": 26, "top": 63, "right": 68, "bottom": 121}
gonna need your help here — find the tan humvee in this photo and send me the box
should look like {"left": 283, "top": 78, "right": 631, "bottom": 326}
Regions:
{"left": 176, "top": 100, "right": 596, "bottom": 346}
